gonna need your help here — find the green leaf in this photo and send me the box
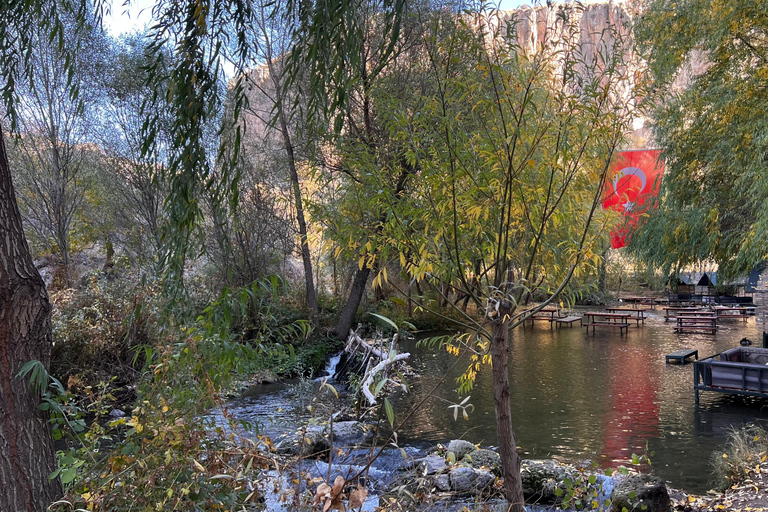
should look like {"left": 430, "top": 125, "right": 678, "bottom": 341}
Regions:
{"left": 369, "top": 313, "right": 399, "bottom": 331}
{"left": 60, "top": 467, "right": 77, "bottom": 484}
{"left": 383, "top": 397, "right": 395, "bottom": 426}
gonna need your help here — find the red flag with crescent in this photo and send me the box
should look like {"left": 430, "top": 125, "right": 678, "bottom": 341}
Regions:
{"left": 602, "top": 149, "right": 664, "bottom": 249}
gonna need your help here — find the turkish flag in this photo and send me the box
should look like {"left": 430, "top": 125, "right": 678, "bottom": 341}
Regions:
{"left": 602, "top": 149, "right": 664, "bottom": 249}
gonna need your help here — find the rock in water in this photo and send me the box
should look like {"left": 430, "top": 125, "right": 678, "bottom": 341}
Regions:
{"left": 415, "top": 455, "right": 448, "bottom": 476}
{"left": 611, "top": 474, "right": 671, "bottom": 512}
{"left": 520, "top": 459, "right": 578, "bottom": 504}
{"left": 464, "top": 448, "right": 501, "bottom": 471}
{"left": 331, "top": 421, "right": 372, "bottom": 447}
{"left": 449, "top": 466, "right": 478, "bottom": 492}
{"left": 446, "top": 439, "right": 476, "bottom": 461}
{"left": 435, "top": 474, "right": 451, "bottom": 492}
{"left": 298, "top": 430, "right": 330, "bottom": 458}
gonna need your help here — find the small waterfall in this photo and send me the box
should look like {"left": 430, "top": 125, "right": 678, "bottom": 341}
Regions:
{"left": 316, "top": 352, "right": 342, "bottom": 381}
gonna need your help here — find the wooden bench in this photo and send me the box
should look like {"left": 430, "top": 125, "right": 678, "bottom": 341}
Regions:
{"left": 582, "top": 321, "right": 630, "bottom": 334}
{"left": 666, "top": 349, "right": 698, "bottom": 364}
{"left": 553, "top": 316, "right": 581, "bottom": 328}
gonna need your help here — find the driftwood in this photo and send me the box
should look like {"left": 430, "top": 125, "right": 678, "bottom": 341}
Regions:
{"left": 345, "top": 328, "right": 410, "bottom": 406}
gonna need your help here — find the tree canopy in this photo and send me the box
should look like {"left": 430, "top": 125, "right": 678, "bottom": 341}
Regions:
{"left": 631, "top": 0, "right": 768, "bottom": 278}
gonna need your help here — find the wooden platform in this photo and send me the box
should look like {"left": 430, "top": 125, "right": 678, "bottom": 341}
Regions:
{"left": 666, "top": 349, "right": 698, "bottom": 364}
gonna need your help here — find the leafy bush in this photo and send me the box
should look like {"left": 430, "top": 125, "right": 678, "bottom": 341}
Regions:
{"left": 50, "top": 272, "right": 158, "bottom": 401}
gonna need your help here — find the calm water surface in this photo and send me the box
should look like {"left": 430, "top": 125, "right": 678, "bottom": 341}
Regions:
{"left": 231, "top": 309, "right": 768, "bottom": 494}
{"left": 387, "top": 309, "right": 768, "bottom": 493}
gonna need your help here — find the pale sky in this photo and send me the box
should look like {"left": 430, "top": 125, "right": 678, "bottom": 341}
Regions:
{"left": 102, "top": 0, "right": 592, "bottom": 36}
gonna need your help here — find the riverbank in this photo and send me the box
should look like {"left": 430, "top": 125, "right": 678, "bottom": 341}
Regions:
{"left": 670, "top": 459, "right": 768, "bottom": 511}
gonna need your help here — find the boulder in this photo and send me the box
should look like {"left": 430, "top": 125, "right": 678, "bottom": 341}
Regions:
{"left": 520, "top": 459, "right": 578, "bottom": 504}
{"left": 449, "top": 466, "right": 478, "bottom": 492}
{"left": 446, "top": 439, "right": 476, "bottom": 461}
{"left": 465, "top": 449, "right": 501, "bottom": 471}
{"left": 298, "top": 430, "right": 330, "bottom": 458}
{"left": 611, "top": 474, "right": 671, "bottom": 512}
{"left": 415, "top": 455, "right": 448, "bottom": 476}
{"left": 435, "top": 474, "right": 451, "bottom": 492}
{"left": 473, "top": 470, "right": 495, "bottom": 490}
{"left": 331, "top": 421, "right": 372, "bottom": 447}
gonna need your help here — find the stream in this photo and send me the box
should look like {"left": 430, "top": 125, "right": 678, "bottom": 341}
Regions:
{"left": 221, "top": 307, "right": 768, "bottom": 506}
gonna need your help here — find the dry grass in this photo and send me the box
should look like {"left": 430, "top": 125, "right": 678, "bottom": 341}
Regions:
{"left": 711, "top": 424, "right": 768, "bottom": 491}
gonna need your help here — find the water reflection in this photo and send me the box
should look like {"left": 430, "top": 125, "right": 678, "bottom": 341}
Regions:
{"left": 389, "top": 311, "right": 768, "bottom": 493}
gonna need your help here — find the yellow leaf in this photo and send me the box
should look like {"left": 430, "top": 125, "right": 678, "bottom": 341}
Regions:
{"left": 723, "top": 453, "right": 728, "bottom": 458}
{"left": 193, "top": 459, "right": 206, "bottom": 473}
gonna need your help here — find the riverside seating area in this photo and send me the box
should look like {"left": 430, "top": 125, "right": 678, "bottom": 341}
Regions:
{"left": 694, "top": 346, "right": 768, "bottom": 402}
{"left": 662, "top": 304, "right": 753, "bottom": 334}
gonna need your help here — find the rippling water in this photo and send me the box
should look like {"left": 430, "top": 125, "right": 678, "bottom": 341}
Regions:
{"left": 389, "top": 309, "right": 768, "bottom": 493}
{"left": 228, "top": 308, "right": 768, "bottom": 494}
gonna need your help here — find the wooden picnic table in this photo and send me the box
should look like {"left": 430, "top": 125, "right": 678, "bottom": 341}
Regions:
{"left": 674, "top": 314, "right": 717, "bottom": 334}
{"left": 622, "top": 296, "right": 657, "bottom": 309}
{"left": 582, "top": 312, "right": 632, "bottom": 334}
{"left": 522, "top": 307, "right": 559, "bottom": 328}
{"left": 712, "top": 306, "right": 749, "bottom": 322}
{"left": 663, "top": 307, "right": 707, "bottom": 322}
{"left": 605, "top": 307, "right": 646, "bottom": 326}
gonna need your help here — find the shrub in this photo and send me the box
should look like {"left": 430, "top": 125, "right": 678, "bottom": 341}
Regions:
{"left": 711, "top": 424, "right": 768, "bottom": 490}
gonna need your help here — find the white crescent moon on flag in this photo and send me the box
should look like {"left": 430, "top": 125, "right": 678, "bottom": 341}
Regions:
{"left": 611, "top": 166, "right": 647, "bottom": 211}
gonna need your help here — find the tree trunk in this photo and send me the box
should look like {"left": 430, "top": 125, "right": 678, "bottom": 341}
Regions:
{"left": 334, "top": 265, "right": 370, "bottom": 340}
{"left": 491, "top": 308, "right": 524, "bottom": 512}
{"left": 0, "top": 128, "right": 62, "bottom": 510}
{"left": 267, "top": 59, "right": 320, "bottom": 328}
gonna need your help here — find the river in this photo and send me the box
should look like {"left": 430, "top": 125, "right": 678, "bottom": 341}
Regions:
{"left": 229, "top": 308, "right": 768, "bottom": 495}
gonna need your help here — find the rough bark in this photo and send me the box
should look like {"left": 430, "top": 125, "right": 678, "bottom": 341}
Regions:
{"left": 491, "top": 309, "right": 525, "bottom": 512}
{"left": 0, "top": 128, "right": 62, "bottom": 510}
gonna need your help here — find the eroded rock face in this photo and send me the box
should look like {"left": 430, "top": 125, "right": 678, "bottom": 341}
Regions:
{"left": 611, "top": 474, "right": 671, "bottom": 512}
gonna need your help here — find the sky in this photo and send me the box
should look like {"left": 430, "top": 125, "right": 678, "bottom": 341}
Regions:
{"left": 102, "top": 0, "right": 577, "bottom": 36}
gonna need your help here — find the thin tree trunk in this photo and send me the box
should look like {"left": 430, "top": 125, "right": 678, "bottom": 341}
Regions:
{"left": 267, "top": 60, "right": 319, "bottom": 328}
{"left": 491, "top": 308, "right": 524, "bottom": 512}
{"left": 334, "top": 265, "right": 370, "bottom": 340}
{"left": 0, "top": 128, "right": 62, "bottom": 511}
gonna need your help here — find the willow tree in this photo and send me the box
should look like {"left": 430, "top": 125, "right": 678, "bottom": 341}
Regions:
{"left": 630, "top": 0, "right": 768, "bottom": 278}
{"left": 381, "top": 4, "right": 638, "bottom": 508}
